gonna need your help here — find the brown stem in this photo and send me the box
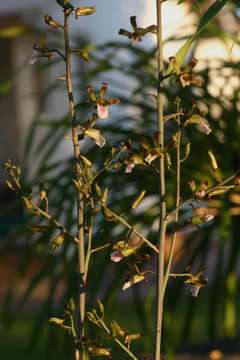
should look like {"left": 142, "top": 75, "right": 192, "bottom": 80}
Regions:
{"left": 155, "top": 1, "right": 167, "bottom": 359}
{"left": 63, "top": 11, "right": 85, "bottom": 359}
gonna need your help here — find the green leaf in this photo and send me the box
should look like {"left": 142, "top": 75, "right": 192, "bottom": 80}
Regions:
{"left": 165, "top": 0, "right": 228, "bottom": 75}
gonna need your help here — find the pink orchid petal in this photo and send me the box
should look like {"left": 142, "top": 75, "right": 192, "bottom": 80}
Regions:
{"left": 28, "top": 50, "right": 39, "bottom": 65}
{"left": 190, "top": 285, "right": 200, "bottom": 297}
{"left": 197, "top": 123, "right": 212, "bottom": 135}
{"left": 110, "top": 251, "right": 123, "bottom": 263}
{"left": 97, "top": 104, "right": 109, "bottom": 119}
{"left": 204, "top": 214, "right": 214, "bottom": 222}
{"left": 125, "top": 163, "right": 135, "bottom": 173}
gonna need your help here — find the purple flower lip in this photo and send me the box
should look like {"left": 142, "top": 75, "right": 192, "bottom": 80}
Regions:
{"left": 190, "top": 284, "right": 200, "bottom": 297}
{"left": 110, "top": 251, "right": 123, "bottom": 263}
{"left": 197, "top": 123, "right": 212, "bottom": 135}
{"left": 97, "top": 104, "right": 109, "bottom": 119}
{"left": 125, "top": 163, "right": 135, "bottom": 173}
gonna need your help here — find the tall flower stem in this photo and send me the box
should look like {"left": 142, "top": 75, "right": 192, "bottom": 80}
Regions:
{"left": 155, "top": 1, "right": 167, "bottom": 359}
{"left": 163, "top": 102, "right": 181, "bottom": 294}
{"left": 63, "top": 11, "right": 85, "bottom": 359}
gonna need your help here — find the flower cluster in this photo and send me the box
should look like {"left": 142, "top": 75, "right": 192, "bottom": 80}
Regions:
{"left": 87, "top": 83, "right": 120, "bottom": 119}
{"left": 122, "top": 136, "right": 176, "bottom": 173}
{"left": 110, "top": 239, "right": 141, "bottom": 263}
{"left": 119, "top": 16, "right": 157, "bottom": 45}
{"left": 169, "top": 56, "right": 203, "bottom": 88}
{"left": 191, "top": 206, "right": 215, "bottom": 227}
{"left": 184, "top": 266, "right": 208, "bottom": 297}
{"left": 184, "top": 113, "right": 212, "bottom": 135}
{"left": 28, "top": 34, "right": 52, "bottom": 65}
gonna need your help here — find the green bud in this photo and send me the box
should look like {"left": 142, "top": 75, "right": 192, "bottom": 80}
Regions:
{"left": 49, "top": 233, "right": 65, "bottom": 251}
{"left": 101, "top": 187, "right": 108, "bottom": 204}
{"left": 208, "top": 150, "right": 219, "bottom": 171}
{"left": 127, "top": 333, "right": 142, "bottom": 341}
{"left": 80, "top": 155, "right": 92, "bottom": 167}
{"left": 86, "top": 311, "right": 98, "bottom": 325}
{"left": 183, "top": 142, "right": 191, "bottom": 161}
{"left": 5, "top": 180, "right": 15, "bottom": 191}
{"left": 44, "top": 15, "right": 62, "bottom": 29}
{"left": 95, "top": 183, "right": 102, "bottom": 197}
{"left": 110, "top": 320, "right": 125, "bottom": 337}
{"left": 22, "top": 196, "right": 33, "bottom": 210}
{"left": 67, "top": 298, "right": 75, "bottom": 313}
{"left": 103, "top": 208, "right": 116, "bottom": 222}
{"left": 75, "top": 7, "right": 96, "bottom": 19}
{"left": 49, "top": 317, "right": 64, "bottom": 325}
{"left": 72, "top": 179, "right": 82, "bottom": 191}
{"left": 88, "top": 346, "right": 111, "bottom": 357}
{"left": 39, "top": 34, "right": 47, "bottom": 50}
{"left": 169, "top": 57, "right": 181, "bottom": 75}
{"left": 165, "top": 152, "right": 172, "bottom": 171}
{"left": 71, "top": 49, "right": 90, "bottom": 62}
{"left": 97, "top": 299, "right": 104, "bottom": 318}
{"left": 188, "top": 180, "right": 197, "bottom": 192}
{"left": 131, "top": 190, "right": 146, "bottom": 209}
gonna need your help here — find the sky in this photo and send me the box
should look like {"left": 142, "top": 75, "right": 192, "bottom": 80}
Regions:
{"left": 1, "top": 0, "right": 194, "bottom": 45}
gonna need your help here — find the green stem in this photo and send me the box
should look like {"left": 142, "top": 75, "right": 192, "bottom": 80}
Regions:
{"left": 97, "top": 200, "right": 159, "bottom": 253}
{"left": 169, "top": 273, "right": 189, "bottom": 278}
{"left": 63, "top": 11, "right": 85, "bottom": 359}
{"left": 155, "top": 1, "right": 167, "bottom": 359}
{"left": 84, "top": 199, "right": 94, "bottom": 282}
{"left": 163, "top": 102, "right": 181, "bottom": 294}
{"left": 85, "top": 243, "right": 111, "bottom": 281}
{"left": 31, "top": 202, "right": 80, "bottom": 244}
